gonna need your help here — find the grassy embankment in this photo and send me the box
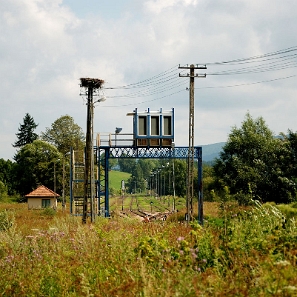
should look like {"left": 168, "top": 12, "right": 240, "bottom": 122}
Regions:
{"left": 109, "top": 170, "right": 131, "bottom": 192}
{"left": 0, "top": 171, "right": 297, "bottom": 295}
{"left": 0, "top": 198, "right": 296, "bottom": 296}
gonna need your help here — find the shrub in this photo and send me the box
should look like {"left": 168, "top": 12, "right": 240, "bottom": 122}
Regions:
{"left": 276, "top": 203, "right": 297, "bottom": 221}
{"left": 0, "top": 181, "right": 8, "bottom": 201}
{"left": 233, "top": 191, "right": 253, "bottom": 206}
{"left": 42, "top": 207, "right": 56, "bottom": 217}
{"left": 0, "top": 210, "right": 14, "bottom": 231}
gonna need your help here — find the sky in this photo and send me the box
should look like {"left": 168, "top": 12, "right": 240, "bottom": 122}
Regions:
{"left": 1, "top": 0, "right": 297, "bottom": 160}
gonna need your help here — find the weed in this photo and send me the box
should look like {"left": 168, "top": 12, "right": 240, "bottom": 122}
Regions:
{"left": 0, "top": 202, "right": 296, "bottom": 296}
{"left": 0, "top": 210, "right": 14, "bottom": 231}
{"left": 41, "top": 207, "right": 56, "bottom": 217}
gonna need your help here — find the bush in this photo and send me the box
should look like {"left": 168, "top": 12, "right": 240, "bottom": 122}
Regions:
{"left": 41, "top": 207, "right": 56, "bottom": 217}
{"left": 233, "top": 191, "right": 253, "bottom": 206}
{"left": 0, "top": 181, "right": 8, "bottom": 201}
{"left": 0, "top": 210, "right": 14, "bottom": 231}
{"left": 109, "top": 187, "right": 117, "bottom": 197}
{"left": 276, "top": 203, "right": 297, "bottom": 221}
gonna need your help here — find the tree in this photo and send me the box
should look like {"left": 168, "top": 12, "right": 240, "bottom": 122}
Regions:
{"left": 198, "top": 163, "right": 215, "bottom": 201}
{"left": 118, "top": 157, "right": 136, "bottom": 174}
{"left": 213, "top": 113, "right": 296, "bottom": 204}
{"left": 138, "top": 159, "right": 158, "bottom": 178}
{"left": 127, "top": 163, "right": 145, "bottom": 194}
{"left": 41, "top": 115, "right": 85, "bottom": 155}
{"left": 0, "top": 158, "right": 17, "bottom": 196}
{"left": 13, "top": 113, "right": 38, "bottom": 148}
{"left": 173, "top": 159, "right": 187, "bottom": 197}
{"left": 14, "top": 140, "right": 63, "bottom": 196}
{"left": 100, "top": 153, "right": 117, "bottom": 171}
{"left": 125, "top": 159, "right": 159, "bottom": 194}
{"left": 0, "top": 181, "right": 8, "bottom": 200}
{"left": 286, "top": 130, "right": 297, "bottom": 177}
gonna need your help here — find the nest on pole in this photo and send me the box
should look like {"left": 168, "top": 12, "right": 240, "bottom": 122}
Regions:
{"left": 80, "top": 78, "right": 104, "bottom": 89}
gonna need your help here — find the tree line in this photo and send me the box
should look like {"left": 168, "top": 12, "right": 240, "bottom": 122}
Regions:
{"left": 0, "top": 112, "right": 296, "bottom": 205}
{"left": 0, "top": 113, "right": 85, "bottom": 200}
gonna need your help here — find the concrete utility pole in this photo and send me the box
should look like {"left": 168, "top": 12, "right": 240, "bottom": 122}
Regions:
{"left": 179, "top": 64, "right": 206, "bottom": 223}
{"left": 80, "top": 78, "right": 104, "bottom": 224}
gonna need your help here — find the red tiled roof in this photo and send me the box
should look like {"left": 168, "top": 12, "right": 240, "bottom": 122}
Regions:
{"left": 25, "top": 185, "right": 60, "bottom": 198}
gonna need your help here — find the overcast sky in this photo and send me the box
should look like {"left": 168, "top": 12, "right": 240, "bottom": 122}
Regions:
{"left": 1, "top": 0, "right": 297, "bottom": 160}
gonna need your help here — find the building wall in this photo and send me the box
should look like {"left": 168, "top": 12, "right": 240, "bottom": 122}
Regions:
{"left": 27, "top": 198, "right": 58, "bottom": 209}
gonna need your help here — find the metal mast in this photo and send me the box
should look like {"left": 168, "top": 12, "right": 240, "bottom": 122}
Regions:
{"left": 179, "top": 64, "right": 206, "bottom": 222}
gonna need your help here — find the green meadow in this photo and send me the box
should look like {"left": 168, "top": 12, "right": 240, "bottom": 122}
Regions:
{"left": 109, "top": 170, "right": 131, "bottom": 192}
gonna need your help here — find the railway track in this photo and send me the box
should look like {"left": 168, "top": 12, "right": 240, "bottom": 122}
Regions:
{"left": 123, "top": 195, "right": 174, "bottom": 221}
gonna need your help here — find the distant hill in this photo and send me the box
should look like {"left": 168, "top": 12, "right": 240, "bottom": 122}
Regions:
{"left": 200, "top": 142, "right": 225, "bottom": 162}
{"left": 199, "top": 135, "right": 284, "bottom": 163}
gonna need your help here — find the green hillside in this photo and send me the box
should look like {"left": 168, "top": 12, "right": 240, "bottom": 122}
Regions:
{"left": 109, "top": 170, "right": 131, "bottom": 190}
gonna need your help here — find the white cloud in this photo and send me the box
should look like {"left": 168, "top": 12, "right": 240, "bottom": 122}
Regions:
{"left": 144, "top": 0, "right": 198, "bottom": 14}
{"left": 1, "top": 0, "right": 297, "bottom": 160}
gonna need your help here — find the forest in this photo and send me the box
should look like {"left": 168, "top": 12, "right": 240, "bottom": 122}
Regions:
{"left": 1, "top": 112, "right": 297, "bottom": 206}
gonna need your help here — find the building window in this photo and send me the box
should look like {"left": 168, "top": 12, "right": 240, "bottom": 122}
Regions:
{"left": 163, "top": 116, "right": 172, "bottom": 135}
{"left": 139, "top": 116, "right": 147, "bottom": 135}
{"left": 42, "top": 199, "right": 51, "bottom": 208}
{"left": 151, "top": 116, "right": 159, "bottom": 135}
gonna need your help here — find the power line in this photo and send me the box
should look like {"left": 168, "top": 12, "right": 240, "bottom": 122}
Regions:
{"left": 102, "top": 88, "right": 186, "bottom": 107}
{"left": 101, "top": 72, "right": 296, "bottom": 107}
{"left": 100, "top": 46, "right": 297, "bottom": 107}
{"left": 208, "top": 61, "right": 297, "bottom": 76}
{"left": 104, "top": 65, "right": 179, "bottom": 89}
{"left": 195, "top": 74, "right": 297, "bottom": 89}
{"left": 205, "top": 46, "right": 297, "bottom": 65}
{"left": 106, "top": 77, "right": 187, "bottom": 99}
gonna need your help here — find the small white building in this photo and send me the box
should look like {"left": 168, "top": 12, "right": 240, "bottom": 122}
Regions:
{"left": 25, "top": 185, "right": 59, "bottom": 209}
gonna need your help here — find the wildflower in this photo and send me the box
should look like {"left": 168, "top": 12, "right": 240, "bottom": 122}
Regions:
{"left": 191, "top": 252, "right": 197, "bottom": 259}
{"left": 177, "top": 236, "right": 184, "bottom": 241}
{"left": 283, "top": 286, "right": 297, "bottom": 292}
{"left": 274, "top": 260, "right": 290, "bottom": 266}
{"left": 5, "top": 255, "right": 14, "bottom": 263}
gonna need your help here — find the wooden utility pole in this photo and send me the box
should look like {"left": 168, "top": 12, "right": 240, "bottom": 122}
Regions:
{"left": 80, "top": 78, "right": 104, "bottom": 224}
{"left": 83, "top": 86, "right": 94, "bottom": 223}
{"left": 179, "top": 64, "right": 206, "bottom": 222}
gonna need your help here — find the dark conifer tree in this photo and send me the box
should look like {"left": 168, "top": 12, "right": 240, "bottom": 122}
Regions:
{"left": 13, "top": 113, "right": 38, "bottom": 148}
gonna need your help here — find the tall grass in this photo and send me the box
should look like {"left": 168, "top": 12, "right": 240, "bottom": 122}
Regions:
{"left": 0, "top": 201, "right": 296, "bottom": 296}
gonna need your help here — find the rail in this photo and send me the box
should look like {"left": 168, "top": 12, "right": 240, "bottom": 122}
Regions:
{"left": 96, "top": 133, "right": 134, "bottom": 147}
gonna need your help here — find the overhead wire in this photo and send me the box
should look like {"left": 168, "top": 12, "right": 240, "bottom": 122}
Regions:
{"left": 206, "top": 46, "right": 297, "bottom": 75}
{"left": 208, "top": 52, "right": 297, "bottom": 66}
{"left": 103, "top": 88, "right": 186, "bottom": 107}
{"left": 101, "top": 46, "right": 297, "bottom": 107}
{"left": 106, "top": 76, "right": 187, "bottom": 98}
{"left": 194, "top": 74, "right": 297, "bottom": 90}
{"left": 104, "top": 65, "right": 179, "bottom": 89}
{"left": 205, "top": 46, "right": 297, "bottom": 65}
